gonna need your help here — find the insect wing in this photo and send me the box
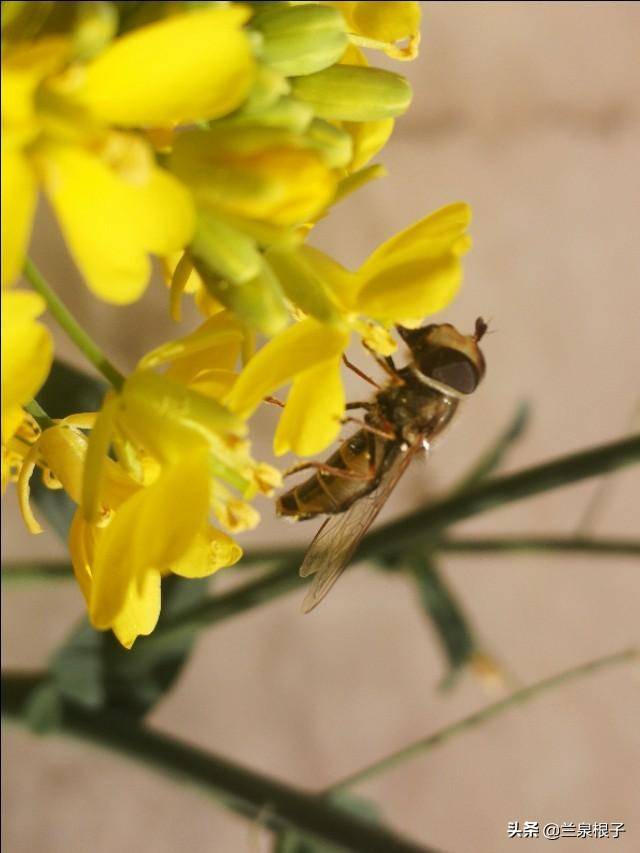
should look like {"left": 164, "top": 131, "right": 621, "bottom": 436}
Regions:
{"left": 300, "top": 439, "right": 423, "bottom": 613}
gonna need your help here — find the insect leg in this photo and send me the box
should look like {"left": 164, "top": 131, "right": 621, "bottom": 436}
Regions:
{"left": 345, "top": 401, "right": 373, "bottom": 411}
{"left": 263, "top": 396, "right": 285, "bottom": 408}
{"left": 284, "top": 460, "right": 376, "bottom": 481}
{"left": 342, "top": 354, "right": 382, "bottom": 389}
{"left": 341, "top": 417, "right": 396, "bottom": 441}
{"left": 361, "top": 343, "right": 404, "bottom": 385}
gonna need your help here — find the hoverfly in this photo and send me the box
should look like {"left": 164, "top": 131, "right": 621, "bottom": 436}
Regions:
{"left": 276, "top": 319, "right": 488, "bottom": 613}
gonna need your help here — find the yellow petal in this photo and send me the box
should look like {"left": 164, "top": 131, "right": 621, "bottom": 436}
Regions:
{"left": 171, "top": 525, "right": 242, "bottom": 578}
{"left": 90, "top": 450, "right": 210, "bottom": 629}
{"left": 69, "top": 510, "right": 94, "bottom": 604}
{"left": 138, "top": 311, "right": 244, "bottom": 373}
{"left": 357, "top": 253, "right": 464, "bottom": 323}
{"left": 274, "top": 357, "right": 344, "bottom": 457}
{"left": 111, "top": 569, "right": 162, "bottom": 649}
{"left": 361, "top": 202, "right": 471, "bottom": 269}
{"left": 226, "top": 318, "right": 349, "bottom": 417}
{"left": 340, "top": 1, "right": 421, "bottom": 60}
{"left": 1, "top": 143, "right": 37, "bottom": 286}
{"left": 1, "top": 290, "right": 53, "bottom": 436}
{"left": 355, "top": 203, "right": 472, "bottom": 321}
{"left": 38, "top": 424, "right": 88, "bottom": 505}
{"left": 82, "top": 7, "right": 254, "bottom": 126}
{"left": 297, "top": 245, "right": 360, "bottom": 312}
{"left": 2, "top": 37, "right": 69, "bottom": 139}
{"left": 342, "top": 118, "right": 394, "bottom": 171}
{"left": 120, "top": 370, "right": 245, "bottom": 467}
{"left": 42, "top": 142, "right": 194, "bottom": 304}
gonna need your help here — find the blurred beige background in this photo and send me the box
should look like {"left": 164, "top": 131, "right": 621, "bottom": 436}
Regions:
{"left": 2, "top": 3, "right": 640, "bottom": 852}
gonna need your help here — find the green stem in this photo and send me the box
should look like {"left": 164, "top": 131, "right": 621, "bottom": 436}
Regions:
{"left": 1, "top": 561, "right": 74, "bottom": 583}
{"left": 6, "top": 535, "right": 638, "bottom": 588}
{"left": 328, "top": 648, "right": 638, "bottom": 792}
{"left": 438, "top": 536, "right": 640, "bottom": 557}
{"left": 238, "top": 534, "right": 640, "bottom": 567}
{"left": 365, "top": 433, "right": 640, "bottom": 558}
{"left": 24, "top": 399, "right": 55, "bottom": 430}
{"left": 2, "top": 673, "right": 439, "bottom": 853}
{"left": 149, "top": 434, "right": 640, "bottom": 640}
{"left": 24, "top": 259, "right": 125, "bottom": 390}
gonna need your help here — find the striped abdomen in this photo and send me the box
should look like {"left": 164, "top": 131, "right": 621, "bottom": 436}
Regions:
{"left": 276, "top": 429, "right": 393, "bottom": 521}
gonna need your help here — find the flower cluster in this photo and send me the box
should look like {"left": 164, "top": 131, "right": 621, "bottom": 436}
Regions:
{"left": 2, "top": 1, "right": 472, "bottom": 646}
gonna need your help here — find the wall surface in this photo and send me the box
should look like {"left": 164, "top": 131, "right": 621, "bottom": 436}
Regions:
{"left": 3, "top": 4, "right": 640, "bottom": 852}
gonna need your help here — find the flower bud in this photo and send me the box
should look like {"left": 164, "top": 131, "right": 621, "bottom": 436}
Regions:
{"left": 304, "top": 118, "right": 353, "bottom": 168}
{"left": 170, "top": 126, "right": 337, "bottom": 231}
{"left": 251, "top": 4, "right": 348, "bottom": 77}
{"left": 230, "top": 96, "right": 314, "bottom": 135}
{"left": 191, "top": 212, "right": 262, "bottom": 285}
{"left": 193, "top": 255, "right": 289, "bottom": 337}
{"left": 265, "top": 246, "right": 340, "bottom": 323}
{"left": 238, "top": 64, "right": 290, "bottom": 114}
{"left": 291, "top": 65, "right": 412, "bottom": 121}
{"left": 72, "top": 1, "right": 118, "bottom": 60}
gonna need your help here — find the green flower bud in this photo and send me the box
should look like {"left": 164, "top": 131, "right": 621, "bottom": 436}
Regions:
{"left": 192, "top": 213, "right": 262, "bottom": 286}
{"left": 291, "top": 65, "right": 412, "bottom": 121}
{"left": 304, "top": 118, "right": 353, "bottom": 168}
{"left": 251, "top": 4, "right": 348, "bottom": 77}
{"left": 265, "top": 246, "right": 340, "bottom": 324}
{"left": 73, "top": 1, "right": 118, "bottom": 60}
{"left": 229, "top": 96, "right": 314, "bottom": 135}
{"left": 194, "top": 255, "right": 289, "bottom": 336}
{"left": 239, "top": 64, "right": 290, "bottom": 114}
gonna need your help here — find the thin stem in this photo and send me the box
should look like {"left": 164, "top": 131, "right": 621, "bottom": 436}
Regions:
{"left": 5, "top": 536, "right": 638, "bottom": 587}
{"left": 24, "top": 399, "right": 55, "bottom": 430}
{"left": 1, "top": 561, "right": 73, "bottom": 583}
{"left": 149, "top": 434, "right": 640, "bottom": 640}
{"left": 328, "top": 648, "right": 638, "bottom": 792}
{"left": 438, "top": 536, "right": 640, "bottom": 557}
{"left": 364, "top": 433, "right": 640, "bottom": 558}
{"left": 24, "top": 259, "right": 125, "bottom": 390}
{"left": 238, "top": 534, "right": 640, "bottom": 567}
{"left": 2, "top": 673, "right": 440, "bottom": 853}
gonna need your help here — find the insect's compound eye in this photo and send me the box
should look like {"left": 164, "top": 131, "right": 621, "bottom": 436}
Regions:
{"left": 417, "top": 347, "right": 480, "bottom": 394}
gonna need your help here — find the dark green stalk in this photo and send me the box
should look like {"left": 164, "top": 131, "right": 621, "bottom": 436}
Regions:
{"left": 1, "top": 562, "right": 74, "bottom": 583}
{"left": 2, "top": 673, "right": 440, "bottom": 853}
{"left": 24, "top": 259, "right": 125, "bottom": 390}
{"left": 438, "top": 536, "right": 640, "bottom": 557}
{"left": 328, "top": 648, "right": 638, "bottom": 791}
{"left": 4, "top": 535, "right": 638, "bottom": 587}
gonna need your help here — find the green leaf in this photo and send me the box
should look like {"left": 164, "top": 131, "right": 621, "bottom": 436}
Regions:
{"left": 453, "top": 401, "right": 530, "bottom": 494}
{"left": 273, "top": 792, "right": 381, "bottom": 853}
{"left": 23, "top": 681, "right": 64, "bottom": 735}
{"left": 50, "top": 575, "right": 210, "bottom": 718}
{"left": 410, "top": 554, "right": 477, "bottom": 683}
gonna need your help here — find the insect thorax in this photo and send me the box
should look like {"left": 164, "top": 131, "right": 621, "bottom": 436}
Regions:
{"left": 375, "top": 370, "right": 459, "bottom": 443}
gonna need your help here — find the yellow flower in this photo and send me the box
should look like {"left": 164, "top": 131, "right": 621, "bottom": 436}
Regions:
{"left": 15, "top": 358, "right": 275, "bottom": 647}
{"left": 332, "top": 1, "right": 421, "bottom": 61}
{"left": 71, "top": 448, "right": 241, "bottom": 649}
{"left": 2, "top": 6, "right": 256, "bottom": 301}
{"left": 1, "top": 289, "right": 53, "bottom": 443}
{"left": 227, "top": 203, "right": 472, "bottom": 456}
